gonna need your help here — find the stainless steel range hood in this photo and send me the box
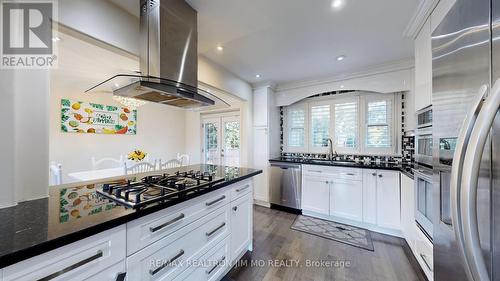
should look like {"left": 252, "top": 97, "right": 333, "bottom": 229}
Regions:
{"left": 86, "top": 0, "right": 228, "bottom": 109}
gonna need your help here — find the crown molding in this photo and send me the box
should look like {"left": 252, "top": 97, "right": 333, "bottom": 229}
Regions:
{"left": 403, "top": 0, "right": 440, "bottom": 39}
{"left": 275, "top": 58, "right": 414, "bottom": 93}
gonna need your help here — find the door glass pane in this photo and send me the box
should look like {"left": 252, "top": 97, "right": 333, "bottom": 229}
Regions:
{"left": 204, "top": 122, "right": 219, "bottom": 164}
{"left": 223, "top": 121, "right": 240, "bottom": 166}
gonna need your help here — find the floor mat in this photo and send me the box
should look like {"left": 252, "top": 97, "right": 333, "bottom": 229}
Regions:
{"left": 291, "top": 215, "right": 374, "bottom": 251}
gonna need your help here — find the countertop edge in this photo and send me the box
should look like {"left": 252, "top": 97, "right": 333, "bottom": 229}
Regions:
{"left": 0, "top": 169, "right": 262, "bottom": 269}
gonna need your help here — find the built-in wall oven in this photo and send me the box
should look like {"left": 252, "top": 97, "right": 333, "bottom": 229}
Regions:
{"left": 414, "top": 165, "right": 433, "bottom": 240}
{"left": 415, "top": 106, "right": 433, "bottom": 166}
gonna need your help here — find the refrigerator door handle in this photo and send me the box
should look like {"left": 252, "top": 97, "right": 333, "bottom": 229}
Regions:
{"left": 461, "top": 79, "right": 500, "bottom": 281}
{"left": 450, "top": 84, "right": 487, "bottom": 280}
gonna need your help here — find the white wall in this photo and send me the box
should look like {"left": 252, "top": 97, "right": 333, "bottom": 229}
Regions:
{"left": 49, "top": 32, "right": 186, "bottom": 179}
{"left": 275, "top": 68, "right": 413, "bottom": 106}
{"left": 0, "top": 70, "right": 16, "bottom": 207}
{"left": 58, "top": 0, "right": 140, "bottom": 55}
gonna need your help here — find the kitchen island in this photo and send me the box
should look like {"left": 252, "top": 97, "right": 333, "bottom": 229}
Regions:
{"left": 0, "top": 164, "right": 261, "bottom": 281}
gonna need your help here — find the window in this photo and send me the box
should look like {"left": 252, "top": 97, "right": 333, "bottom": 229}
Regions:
{"left": 286, "top": 107, "right": 306, "bottom": 148}
{"left": 334, "top": 101, "right": 358, "bottom": 149}
{"left": 366, "top": 99, "right": 392, "bottom": 148}
{"left": 282, "top": 93, "right": 397, "bottom": 155}
{"left": 310, "top": 105, "right": 330, "bottom": 148}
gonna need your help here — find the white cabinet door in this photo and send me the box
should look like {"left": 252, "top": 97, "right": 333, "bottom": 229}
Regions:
{"left": 400, "top": 173, "right": 416, "bottom": 250}
{"left": 330, "top": 179, "right": 362, "bottom": 221}
{"left": 376, "top": 171, "right": 401, "bottom": 230}
{"left": 414, "top": 18, "right": 432, "bottom": 111}
{"left": 302, "top": 175, "right": 330, "bottom": 215}
{"left": 230, "top": 193, "right": 252, "bottom": 262}
{"left": 252, "top": 87, "right": 269, "bottom": 127}
{"left": 362, "top": 169, "right": 378, "bottom": 224}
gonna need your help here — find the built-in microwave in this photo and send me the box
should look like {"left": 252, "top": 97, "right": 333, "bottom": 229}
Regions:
{"left": 415, "top": 106, "right": 433, "bottom": 166}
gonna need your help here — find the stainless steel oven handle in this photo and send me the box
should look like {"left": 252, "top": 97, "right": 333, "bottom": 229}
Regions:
{"left": 461, "top": 80, "right": 500, "bottom": 281}
{"left": 449, "top": 84, "right": 487, "bottom": 281}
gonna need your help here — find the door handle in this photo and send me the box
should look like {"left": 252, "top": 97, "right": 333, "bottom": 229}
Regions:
{"left": 460, "top": 80, "right": 500, "bottom": 281}
{"left": 450, "top": 84, "right": 487, "bottom": 281}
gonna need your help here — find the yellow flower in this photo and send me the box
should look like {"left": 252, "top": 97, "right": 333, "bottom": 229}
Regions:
{"left": 128, "top": 150, "right": 147, "bottom": 162}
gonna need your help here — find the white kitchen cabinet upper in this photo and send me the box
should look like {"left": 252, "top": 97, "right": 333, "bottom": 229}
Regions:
{"left": 230, "top": 192, "right": 253, "bottom": 261}
{"left": 302, "top": 174, "right": 330, "bottom": 215}
{"left": 414, "top": 18, "right": 432, "bottom": 111}
{"left": 330, "top": 178, "right": 363, "bottom": 221}
{"left": 253, "top": 87, "right": 270, "bottom": 127}
{"left": 376, "top": 170, "right": 401, "bottom": 230}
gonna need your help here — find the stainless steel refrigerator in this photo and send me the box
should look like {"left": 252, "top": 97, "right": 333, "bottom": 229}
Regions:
{"left": 432, "top": 0, "right": 500, "bottom": 280}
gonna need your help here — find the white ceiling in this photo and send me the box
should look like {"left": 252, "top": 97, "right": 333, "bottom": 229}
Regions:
{"left": 111, "top": 0, "right": 420, "bottom": 86}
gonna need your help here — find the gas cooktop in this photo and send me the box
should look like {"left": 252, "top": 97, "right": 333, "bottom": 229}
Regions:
{"left": 96, "top": 170, "right": 224, "bottom": 208}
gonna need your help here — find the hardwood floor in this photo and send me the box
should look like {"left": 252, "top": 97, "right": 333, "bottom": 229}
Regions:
{"left": 224, "top": 205, "right": 426, "bottom": 281}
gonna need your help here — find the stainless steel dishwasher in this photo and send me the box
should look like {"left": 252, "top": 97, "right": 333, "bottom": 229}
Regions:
{"left": 269, "top": 162, "right": 301, "bottom": 210}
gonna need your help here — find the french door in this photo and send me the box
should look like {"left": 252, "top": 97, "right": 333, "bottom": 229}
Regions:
{"left": 202, "top": 114, "right": 240, "bottom": 166}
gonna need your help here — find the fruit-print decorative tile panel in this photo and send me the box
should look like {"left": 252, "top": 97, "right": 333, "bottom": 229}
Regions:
{"left": 61, "top": 99, "right": 137, "bottom": 135}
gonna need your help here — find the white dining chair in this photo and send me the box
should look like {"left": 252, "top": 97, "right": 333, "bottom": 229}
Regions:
{"left": 49, "top": 162, "right": 62, "bottom": 185}
{"left": 91, "top": 156, "right": 124, "bottom": 170}
{"left": 124, "top": 161, "right": 156, "bottom": 175}
{"left": 159, "top": 159, "right": 182, "bottom": 170}
{"left": 176, "top": 153, "right": 190, "bottom": 166}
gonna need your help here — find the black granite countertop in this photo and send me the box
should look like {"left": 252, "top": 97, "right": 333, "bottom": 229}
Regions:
{"left": 269, "top": 157, "right": 414, "bottom": 179}
{"left": 0, "top": 164, "right": 261, "bottom": 269}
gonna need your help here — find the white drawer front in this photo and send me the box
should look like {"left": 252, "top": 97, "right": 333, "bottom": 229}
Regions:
{"left": 126, "top": 206, "right": 230, "bottom": 281}
{"left": 415, "top": 226, "right": 433, "bottom": 280}
{"left": 127, "top": 188, "right": 230, "bottom": 255}
{"left": 302, "top": 165, "right": 362, "bottom": 181}
{"left": 173, "top": 237, "right": 230, "bottom": 281}
{"left": 4, "top": 225, "right": 126, "bottom": 281}
{"left": 229, "top": 180, "right": 252, "bottom": 201}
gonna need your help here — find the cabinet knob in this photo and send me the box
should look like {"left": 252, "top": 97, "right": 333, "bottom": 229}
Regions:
{"left": 372, "top": 172, "right": 377, "bottom": 176}
{"left": 378, "top": 174, "right": 383, "bottom": 178}
{"left": 325, "top": 181, "right": 329, "bottom": 184}
{"left": 233, "top": 206, "right": 238, "bottom": 211}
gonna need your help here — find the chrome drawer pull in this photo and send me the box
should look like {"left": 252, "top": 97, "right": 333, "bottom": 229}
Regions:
{"left": 206, "top": 195, "right": 226, "bottom": 206}
{"left": 150, "top": 213, "right": 185, "bottom": 233}
{"left": 149, "top": 249, "right": 185, "bottom": 276}
{"left": 206, "top": 256, "right": 226, "bottom": 275}
{"left": 37, "top": 250, "right": 103, "bottom": 281}
{"left": 420, "top": 254, "right": 433, "bottom": 272}
{"left": 346, "top": 173, "right": 356, "bottom": 176}
{"left": 236, "top": 185, "right": 250, "bottom": 192}
{"left": 206, "top": 222, "right": 226, "bottom": 237}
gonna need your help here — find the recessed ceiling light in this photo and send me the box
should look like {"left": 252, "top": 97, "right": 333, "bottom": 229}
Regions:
{"left": 255, "top": 74, "right": 261, "bottom": 78}
{"left": 216, "top": 45, "right": 224, "bottom": 51}
{"left": 340, "top": 85, "right": 345, "bottom": 88}
{"left": 52, "top": 36, "right": 60, "bottom": 42}
{"left": 331, "top": 0, "right": 345, "bottom": 9}
{"left": 336, "top": 55, "right": 346, "bottom": 61}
